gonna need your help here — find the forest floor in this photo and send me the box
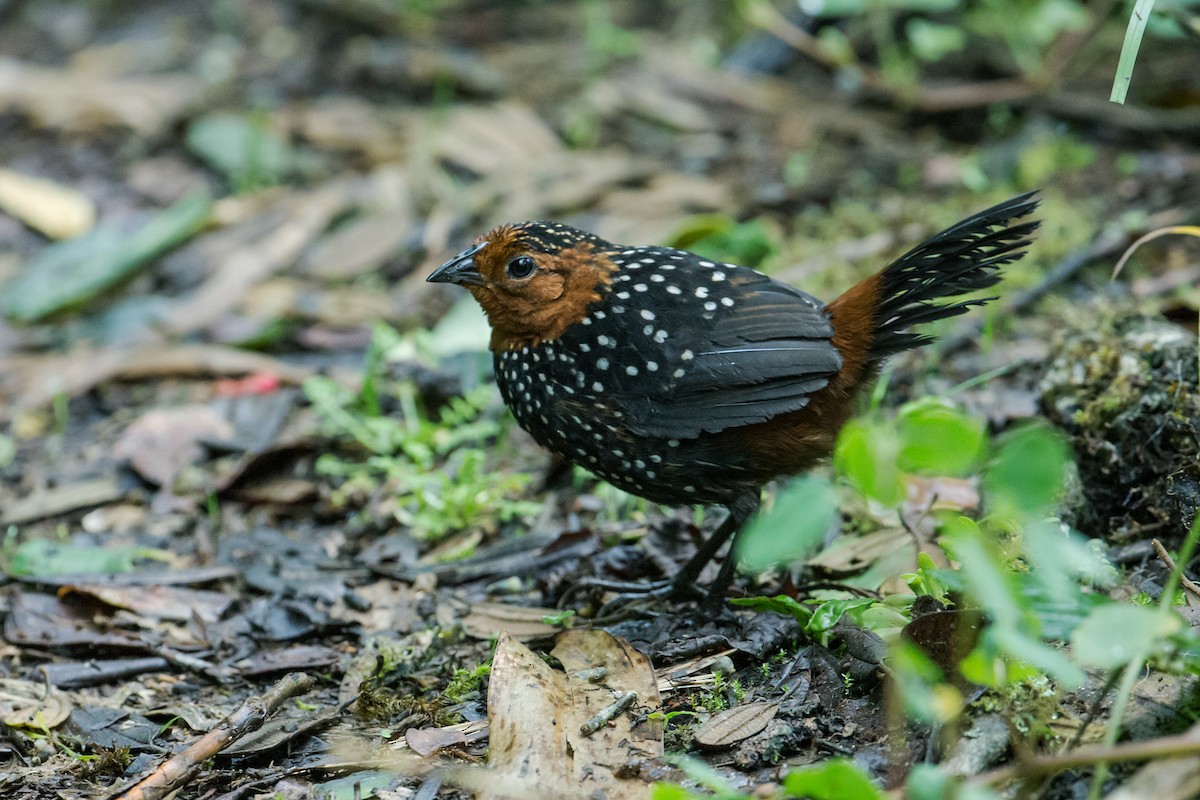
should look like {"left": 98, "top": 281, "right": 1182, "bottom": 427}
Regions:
{"left": 1, "top": 2, "right": 1198, "bottom": 799}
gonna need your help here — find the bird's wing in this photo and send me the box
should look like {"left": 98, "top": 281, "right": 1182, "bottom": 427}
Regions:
{"left": 580, "top": 251, "right": 842, "bottom": 439}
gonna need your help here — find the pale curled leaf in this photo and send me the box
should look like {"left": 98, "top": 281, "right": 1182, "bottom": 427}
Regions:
{"left": 0, "top": 168, "right": 95, "bottom": 239}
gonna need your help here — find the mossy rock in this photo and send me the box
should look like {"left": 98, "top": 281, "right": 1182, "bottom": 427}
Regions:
{"left": 1040, "top": 316, "right": 1199, "bottom": 541}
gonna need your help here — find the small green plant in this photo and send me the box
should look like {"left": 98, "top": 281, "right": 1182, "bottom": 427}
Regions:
{"left": 306, "top": 325, "right": 539, "bottom": 542}
{"left": 667, "top": 216, "right": 781, "bottom": 271}
{"left": 541, "top": 609, "right": 577, "bottom": 628}
{"left": 443, "top": 662, "right": 491, "bottom": 703}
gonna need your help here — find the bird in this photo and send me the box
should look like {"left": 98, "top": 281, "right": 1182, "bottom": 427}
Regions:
{"left": 428, "top": 193, "right": 1039, "bottom": 611}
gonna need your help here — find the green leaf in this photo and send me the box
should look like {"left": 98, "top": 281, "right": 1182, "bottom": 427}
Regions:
{"left": 1071, "top": 604, "right": 1181, "bottom": 668}
{"left": 835, "top": 418, "right": 902, "bottom": 505}
{"left": 736, "top": 475, "right": 838, "bottom": 570}
{"left": 905, "top": 18, "right": 967, "bottom": 62}
{"left": 907, "top": 764, "right": 1002, "bottom": 800}
{"left": 8, "top": 540, "right": 165, "bottom": 577}
{"left": 782, "top": 759, "right": 884, "bottom": 800}
{"left": 897, "top": 398, "right": 986, "bottom": 476}
{"left": 649, "top": 785, "right": 696, "bottom": 800}
{"left": 1, "top": 190, "right": 211, "bottom": 322}
{"left": 983, "top": 424, "right": 1069, "bottom": 517}
{"left": 187, "top": 113, "right": 319, "bottom": 190}
{"left": 667, "top": 215, "right": 779, "bottom": 269}
{"left": 1112, "top": 0, "right": 1156, "bottom": 103}
{"left": 807, "top": 597, "right": 877, "bottom": 637}
{"left": 730, "top": 594, "right": 813, "bottom": 625}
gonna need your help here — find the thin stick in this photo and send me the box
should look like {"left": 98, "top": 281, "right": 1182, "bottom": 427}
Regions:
{"left": 1152, "top": 538, "right": 1200, "bottom": 602}
{"left": 111, "top": 672, "right": 314, "bottom": 800}
{"left": 966, "top": 724, "right": 1200, "bottom": 788}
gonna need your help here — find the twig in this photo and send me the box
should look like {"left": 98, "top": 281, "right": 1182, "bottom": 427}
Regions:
{"left": 110, "top": 672, "right": 314, "bottom": 800}
{"left": 749, "top": 0, "right": 1118, "bottom": 113}
{"left": 580, "top": 691, "right": 637, "bottom": 736}
{"left": 966, "top": 724, "right": 1200, "bottom": 788}
{"left": 1151, "top": 538, "right": 1200, "bottom": 601}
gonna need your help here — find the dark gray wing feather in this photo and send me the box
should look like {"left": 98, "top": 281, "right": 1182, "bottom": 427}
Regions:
{"left": 591, "top": 260, "right": 842, "bottom": 439}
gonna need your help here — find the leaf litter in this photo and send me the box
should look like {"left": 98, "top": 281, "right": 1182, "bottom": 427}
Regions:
{"left": 0, "top": 2, "right": 1197, "bottom": 799}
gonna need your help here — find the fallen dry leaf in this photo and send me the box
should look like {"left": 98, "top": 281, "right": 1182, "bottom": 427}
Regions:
{"left": 0, "top": 344, "right": 313, "bottom": 413}
{"left": 163, "top": 180, "right": 357, "bottom": 335}
{"left": 693, "top": 702, "right": 780, "bottom": 749}
{"left": 478, "top": 631, "right": 662, "bottom": 800}
{"left": 113, "top": 405, "right": 234, "bottom": 487}
{"left": 405, "top": 726, "right": 470, "bottom": 757}
{"left": 61, "top": 583, "right": 234, "bottom": 624}
{"left": 448, "top": 600, "right": 562, "bottom": 642}
{"left": 806, "top": 527, "right": 913, "bottom": 574}
{"left": 0, "top": 678, "right": 73, "bottom": 728}
{"left": 0, "top": 168, "right": 95, "bottom": 239}
{"left": 0, "top": 57, "right": 204, "bottom": 136}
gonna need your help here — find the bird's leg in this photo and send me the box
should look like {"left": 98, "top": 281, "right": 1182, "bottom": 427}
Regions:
{"left": 685, "top": 492, "right": 761, "bottom": 616}
{"left": 589, "top": 491, "right": 761, "bottom": 618}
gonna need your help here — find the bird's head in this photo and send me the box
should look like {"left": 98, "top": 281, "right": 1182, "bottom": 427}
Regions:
{"left": 428, "top": 221, "right": 618, "bottom": 350}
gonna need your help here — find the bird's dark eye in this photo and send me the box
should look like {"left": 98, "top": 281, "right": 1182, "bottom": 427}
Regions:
{"left": 507, "top": 255, "right": 537, "bottom": 279}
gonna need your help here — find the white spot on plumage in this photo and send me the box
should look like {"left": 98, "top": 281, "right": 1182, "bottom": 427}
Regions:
{"left": 640, "top": 309, "right": 655, "bottom": 320}
{"left": 626, "top": 365, "right": 639, "bottom": 376}
{"left": 695, "top": 286, "right": 708, "bottom": 298}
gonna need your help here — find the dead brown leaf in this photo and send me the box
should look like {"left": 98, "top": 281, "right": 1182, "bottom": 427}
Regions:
{"left": 0, "top": 678, "right": 73, "bottom": 728}
{"left": 60, "top": 583, "right": 233, "bottom": 624}
{"left": 807, "top": 528, "right": 913, "bottom": 574}
{"left": 113, "top": 405, "right": 234, "bottom": 487}
{"left": 478, "top": 631, "right": 661, "bottom": 800}
{"left": 0, "top": 477, "right": 125, "bottom": 526}
{"left": 448, "top": 600, "right": 562, "bottom": 642}
{"left": 0, "top": 344, "right": 313, "bottom": 413}
{"left": 163, "top": 180, "right": 359, "bottom": 335}
{"left": 694, "top": 702, "right": 780, "bottom": 749}
{"left": 0, "top": 57, "right": 203, "bottom": 136}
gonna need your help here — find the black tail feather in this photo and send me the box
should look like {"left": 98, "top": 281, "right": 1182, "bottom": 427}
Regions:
{"left": 869, "top": 191, "right": 1040, "bottom": 360}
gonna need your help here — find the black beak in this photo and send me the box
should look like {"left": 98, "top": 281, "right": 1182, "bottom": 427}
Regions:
{"left": 428, "top": 242, "right": 487, "bottom": 287}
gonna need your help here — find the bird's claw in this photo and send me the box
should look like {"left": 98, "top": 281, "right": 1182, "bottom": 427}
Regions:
{"left": 558, "top": 576, "right": 709, "bottom": 619}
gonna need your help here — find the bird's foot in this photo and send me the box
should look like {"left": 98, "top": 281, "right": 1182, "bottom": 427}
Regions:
{"left": 560, "top": 576, "right": 713, "bottom": 620}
